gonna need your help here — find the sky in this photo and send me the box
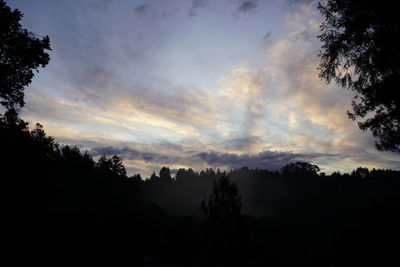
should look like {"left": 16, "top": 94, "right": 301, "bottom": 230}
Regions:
{"left": 7, "top": 0, "right": 400, "bottom": 176}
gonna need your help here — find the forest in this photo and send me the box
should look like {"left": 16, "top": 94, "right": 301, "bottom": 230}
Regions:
{"left": 3, "top": 109, "right": 400, "bottom": 266}
{"left": 2, "top": 0, "right": 400, "bottom": 266}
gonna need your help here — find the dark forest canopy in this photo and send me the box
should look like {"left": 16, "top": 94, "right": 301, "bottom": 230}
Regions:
{"left": 318, "top": 0, "right": 400, "bottom": 152}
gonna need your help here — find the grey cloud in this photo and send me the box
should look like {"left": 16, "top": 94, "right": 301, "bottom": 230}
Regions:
{"left": 237, "top": 1, "right": 258, "bottom": 13}
{"left": 90, "top": 146, "right": 139, "bottom": 158}
{"left": 337, "top": 141, "right": 400, "bottom": 170}
{"left": 285, "top": 0, "right": 316, "bottom": 6}
{"left": 197, "top": 150, "right": 342, "bottom": 170}
{"left": 225, "top": 136, "right": 262, "bottom": 150}
{"left": 125, "top": 166, "right": 144, "bottom": 175}
{"left": 284, "top": 0, "right": 317, "bottom": 11}
{"left": 89, "top": 145, "right": 343, "bottom": 172}
{"left": 291, "top": 30, "right": 314, "bottom": 42}
{"left": 63, "top": 64, "right": 219, "bottom": 129}
{"left": 87, "top": 0, "right": 114, "bottom": 12}
{"left": 134, "top": 4, "right": 150, "bottom": 13}
{"left": 90, "top": 146, "right": 181, "bottom": 164}
{"left": 188, "top": 0, "right": 208, "bottom": 17}
{"left": 75, "top": 67, "right": 109, "bottom": 86}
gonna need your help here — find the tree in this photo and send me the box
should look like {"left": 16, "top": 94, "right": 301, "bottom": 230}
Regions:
{"left": 281, "top": 161, "right": 320, "bottom": 176}
{"left": 318, "top": 0, "right": 400, "bottom": 152}
{"left": 200, "top": 174, "right": 241, "bottom": 223}
{"left": 159, "top": 166, "right": 172, "bottom": 183}
{"left": 351, "top": 167, "right": 370, "bottom": 179}
{"left": 149, "top": 171, "right": 158, "bottom": 182}
{"left": 200, "top": 174, "right": 243, "bottom": 266}
{"left": 0, "top": 0, "right": 51, "bottom": 109}
{"left": 97, "top": 155, "right": 126, "bottom": 177}
{"left": 111, "top": 155, "right": 126, "bottom": 177}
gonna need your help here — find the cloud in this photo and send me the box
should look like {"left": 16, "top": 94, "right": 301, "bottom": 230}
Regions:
{"left": 87, "top": 0, "right": 114, "bottom": 12}
{"left": 89, "top": 140, "right": 199, "bottom": 163}
{"left": 197, "top": 150, "right": 342, "bottom": 170}
{"left": 263, "top": 32, "right": 271, "bottom": 40}
{"left": 217, "top": 67, "right": 268, "bottom": 145}
{"left": 188, "top": 0, "right": 208, "bottom": 17}
{"left": 259, "top": 5, "right": 356, "bottom": 136}
{"left": 89, "top": 144, "right": 192, "bottom": 172}
{"left": 38, "top": 64, "right": 223, "bottom": 138}
{"left": 90, "top": 146, "right": 177, "bottom": 163}
{"left": 225, "top": 136, "right": 263, "bottom": 151}
{"left": 291, "top": 30, "right": 314, "bottom": 42}
{"left": 134, "top": 4, "right": 150, "bottom": 13}
{"left": 237, "top": 1, "right": 259, "bottom": 13}
{"left": 91, "top": 146, "right": 138, "bottom": 158}
{"left": 20, "top": 0, "right": 400, "bottom": 177}
{"left": 285, "top": 0, "right": 316, "bottom": 7}
{"left": 89, "top": 145, "right": 344, "bottom": 174}
{"left": 88, "top": 144, "right": 203, "bottom": 176}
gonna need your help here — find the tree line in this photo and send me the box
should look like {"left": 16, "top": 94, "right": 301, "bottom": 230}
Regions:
{"left": 3, "top": 110, "right": 400, "bottom": 266}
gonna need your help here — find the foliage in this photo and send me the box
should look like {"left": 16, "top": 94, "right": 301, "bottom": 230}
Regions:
{"left": 0, "top": 0, "right": 51, "bottom": 109}
{"left": 200, "top": 174, "right": 242, "bottom": 223}
{"left": 281, "top": 161, "right": 320, "bottom": 176}
{"left": 200, "top": 174, "right": 244, "bottom": 266}
{"left": 318, "top": 0, "right": 400, "bottom": 152}
{"left": 159, "top": 166, "right": 172, "bottom": 182}
{"left": 97, "top": 154, "right": 127, "bottom": 177}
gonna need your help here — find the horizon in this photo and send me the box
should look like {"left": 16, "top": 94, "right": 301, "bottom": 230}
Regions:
{"left": 119, "top": 164, "right": 395, "bottom": 180}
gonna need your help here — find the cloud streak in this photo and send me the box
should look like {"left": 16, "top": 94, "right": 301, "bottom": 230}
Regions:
{"left": 89, "top": 144, "right": 343, "bottom": 174}
{"left": 197, "top": 150, "right": 343, "bottom": 170}
{"left": 90, "top": 146, "right": 180, "bottom": 164}
{"left": 188, "top": 0, "right": 208, "bottom": 17}
{"left": 237, "top": 1, "right": 259, "bottom": 13}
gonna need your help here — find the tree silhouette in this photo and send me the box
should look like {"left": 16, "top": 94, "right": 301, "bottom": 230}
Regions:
{"left": 318, "top": 0, "right": 400, "bottom": 152}
{"left": 200, "top": 174, "right": 243, "bottom": 266}
{"left": 159, "top": 166, "right": 172, "bottom": 183}
{"left": 200, "top": 174, "right": 242, "bottom": 222}
{"left": 149, "top": 171, "right": 159, "bottom": 182}
{"left": 351, "top": 167, "right": 370, "bottom": 178}
{"left": 0, "top": 0, "right": 51, "bottom": 109}
{"left": 97, "top": 155, "right": 127, "bottom": 177}
{"left": 281, "top": 161, "right": 320, "bottom": 176}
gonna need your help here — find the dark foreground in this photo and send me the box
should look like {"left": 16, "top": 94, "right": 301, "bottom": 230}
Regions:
{"left": 3, "top": 111, "right": 400, "bottom": 266}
